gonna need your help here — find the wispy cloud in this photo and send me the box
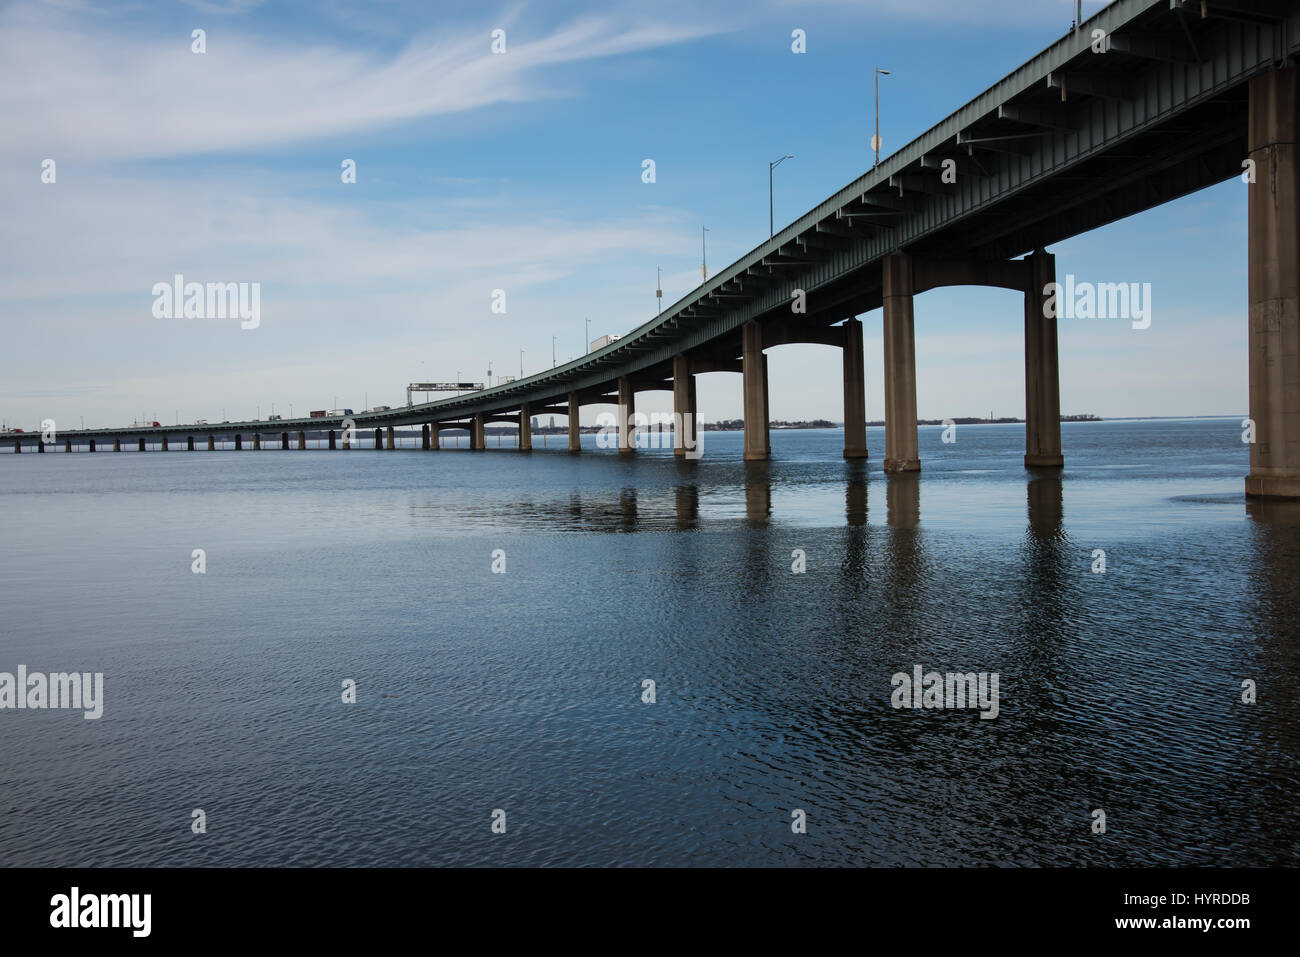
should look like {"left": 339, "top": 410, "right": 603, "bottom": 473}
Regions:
{"left": 0, "top": 3, "right": 720, "bottom": 162}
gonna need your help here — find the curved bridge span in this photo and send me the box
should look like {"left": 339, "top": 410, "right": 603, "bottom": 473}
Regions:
{"left": 10, "top": 0, "right": 1300, "bottom": 497}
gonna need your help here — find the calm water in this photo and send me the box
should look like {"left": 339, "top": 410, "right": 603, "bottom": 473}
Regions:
{"left": 1, "top": 419, "right": 1297, "bottom": 866}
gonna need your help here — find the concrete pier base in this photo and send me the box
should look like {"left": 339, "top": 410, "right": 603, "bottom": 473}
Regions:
{"left": 328, "top": 430, "right": 337, "bottom": 450}
{"left": 281, "top": 432, "right": 289, "bottom": 450}
{"left": 421, "top": 425, "right": 430, "bottom": 450}
{"left": 138, "top": 437, "right": 146, "bottom": 452}
{"left": 187, "top": 436, "right": 194, "bottom": 451}
{"left": 430, "top": 425, "right": 440, "bottom": 450}
{"left": 568, "top": 392, "right": 581, "bottom": 452}
{"left": 882, "top": 254, "right": 920, "bottom": 473}
{"left": 114, "top": 439, "right": 121, "bottom": 452}
{"left": 373, "top": 428, "right": 383, "bottom": 450}
{"left": 386, "top": 427, "right": 395, "bottom": 450}
{"left": 742, "top": 321, "right": 770, "bottom": 461}
{"left": 253, "top": 433, "right": 261, "bottom": 451}
{"left": 1246, "top": 67, "right": 1300, "bottom": 499}
{"left": 842, "top": 317, "right": 868, "bottom": 459}
{"left": 36, "top": 441, "right": 43, "bottom": 453}
{"left": 65, "top": 440, "right": 72, "bottom": 453}
{"left": 673, "top": 355, "right": 697, "bottom": 457}
{"left": 1024, "top": 249, "right": 1063, "bottom": 468}
{"left": 297, "top": 431, "right": 306, "bottom": 450}
{"left": 235, "top": 435, "right": 242, "bottom": 451}
{"left": 618, "top": 377, "right": 636, "bottom": 454}
{"left": 519, "top": 404, "right": 532, "bottom": 451}
{"left": 208, "top": 435, "right": 215, "bottom": 451}
{"left": 89, "top": 440, "right": 95, "bottom": 452}
{"left": 13, "top": 440, "right": 19, "bottom": 453}
{"left": 161, "top": 436, "right": 168, "bottom": 452}
{"left": 472, "top": 414, "right": 486, "bottom": 450}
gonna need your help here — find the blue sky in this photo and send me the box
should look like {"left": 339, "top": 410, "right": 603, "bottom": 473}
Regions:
{"left": 0, "top": 0, "right": 1246, "bottom": 429}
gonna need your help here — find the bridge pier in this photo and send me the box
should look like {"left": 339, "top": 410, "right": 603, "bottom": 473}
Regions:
{"left": 253, "top": 433, "right": 261, "bottom": 451}
{"left": 519, "top": 403, "right": 532, "bottom": 451}
{"left": 386, "top": 426, "right": 395, "bottom": 450}
{"left": 207, "top": 435, "right": 214, "bottom": 451}
{"left": 235, "top": 434, "right": 242, "bottom": 451}
{"left": 37, "top": 440, "right": 43, "bottom": 453}
{"left": 328, "top": 430, "right": 337, "bottom": 450}
{"left": 373, "top": 428, "right": 382, "bottom": 450}
{"left": 12, "top": 440, "right": 19, "bottom": 453}
{"left": 742, "top": 321, "right": 770, "bottom": 461}
{"left": 114, "top": 438, "right": 121, "bottom": 452}
{"left": 471, "top": 414, "right": 486, "bottom": 450}
{"left": 430, "top": 424, "right": 440, "bottom": 450}
{"left": 421, "top": 425, "right": 430, "bottom": 450}
{"left": 618, "top": 377, "right": 636, "bottom": 454}
{"left": 568, "top": 392, "right": 581, "bottom": 452}
{"left": 297, "top": 431, "right": 306, "bottom": 450}
{"left": 161, "top": 435, "right": 168, "bottom": 452}
{"left": 138, "top": 437, "right": 146, "bottom": 452}
{"left": 1247, "top": 67, "right": 1300, "bottom": 499}
{"left": 673, "top": 355, "right": 697, "bottom": 457}
{"left": 1024, "top": 250, "right": 1063, "bottom": 468}
{"left": 89, "top": 440, "right": 95, "bottom": 452}
{"left": 281, "top": 432, "right": 289, "bottom": 450}
{"left": 882, "top": 254, "right": 920, "bottom": 473}
{"left": 187, "top": 436, "right": 194, "bottom": 451}
{"left": 65, "top": 439, "right": 71, "bottom": 453}
{"left": 842, "top": 317, "right": 868, "bottom": 459}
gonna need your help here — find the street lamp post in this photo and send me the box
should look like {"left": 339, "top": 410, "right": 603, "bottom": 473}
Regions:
{"left": 520, "top": 349, "right": 524, "bottom": 379}
{"left": 874, "top": 68, "right": 890, "bottom": 169}
{"left": 585, "top": 318, "right": 591, "bottom": 354}
{"left": 769, "top": 154, "right": 793, "bottom": 237}
{"left": 656, "top": 266, "right": 663, "bottom": 314}
{"left": 701, "top": 226, "right": 710, "bottom": 282}
{"left": 552, "top": 336, "right": 557, "bottom": 368}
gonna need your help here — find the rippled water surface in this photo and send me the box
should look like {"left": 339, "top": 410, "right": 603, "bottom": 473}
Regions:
{"left": 1, "top": 419, "right": 1298, "bottom": 866}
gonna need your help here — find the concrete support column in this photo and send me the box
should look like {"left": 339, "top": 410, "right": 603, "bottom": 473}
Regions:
{"left": 235, "top": 434, "right": 242, "bottom": 451}
{"left": 13, "top": 440, "right": 20, "bottom": 453}
{"left": 253, "top": 433, "right": 261, "bottom": 451}
{"left": 328, "top": 430, "right": 337, "bottom": 450}
{"left": 421, "top": 425, "right": 430, "bottom": 450}
{"left": 1247, "top": 67, "right": 1300, "bottom": 499}
{"left": 430, "top": 425, "right": 440, "bottom": 450}
{"left": 842, "top": 317, "right": 868, "bottom": 459}
{"left": 207, "top": 435, "right": 215, "bottom": 451}
{"left": 373, "top": 428, "right": 383, "bottom": 450}
{"left": 187, "top": 436, "right": 194, "bottom": 451}
{"left": 114, "top": 438, "right": 121, "bottom": 452}
{"left": 89, "top": 440, "right": 96, "bottom": 452}
{"left": 385, "top": 426, "right": 395, "bottom": 450}
{"left": 297, "top": 431, "right": 306, "bottom": 450}
{"left": 138, "top": 437, "right": 146, "bottom": 452}
{"left": 65, "top": 440, "right": 72, "bottom": 453}
{"left": 742, "top": 321, "right": 770, "bottom": 460}
{"left": 618, "top": 377, "right": 636, "bottom": 454}
{"left": 161, "top": 436, "right": 168, "bottom": 452}
{"left": 519, "top": 404, "right": 532, "bottom": 451}
{"left": 673, "top": 355, "right": 697, "bottom": 456}
{"left": 471, "top": 414, "right": 486, "bottom": 450}
{"left": 882, "top": 253, "right": 920, "bottom": 473}
{"left": 281, "top": 432, "right": 289, "bottom": 450}
{"left": 1024, "top": 249, "right": 1063, "bottom": 468}
{"left": 37, "top": 441, "right": 44, "bottom": 453}
{"left": 568, "top": 392, "right": 581, "bottom": 452}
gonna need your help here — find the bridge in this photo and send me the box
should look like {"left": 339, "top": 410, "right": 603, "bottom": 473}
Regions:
{"left": 8, "top": 0, "right": 1300, "bottom": 498}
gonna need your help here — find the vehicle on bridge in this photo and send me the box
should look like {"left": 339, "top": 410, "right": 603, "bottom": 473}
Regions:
{"left": 130, "top": 420, "right": 161, "bottom": 428}
{"left": 309, "top": 410, "right": 328, "bottom": 418}
{"left": 327, "top": 409, "right": 354, "bottom": 416}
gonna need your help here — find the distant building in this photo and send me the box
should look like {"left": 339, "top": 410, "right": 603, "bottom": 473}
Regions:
{"left": 531, "top": 417, "right": 539, "bottom": 431}
{"left": 549, "top": 416, "right": 555, "bottom": 429}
